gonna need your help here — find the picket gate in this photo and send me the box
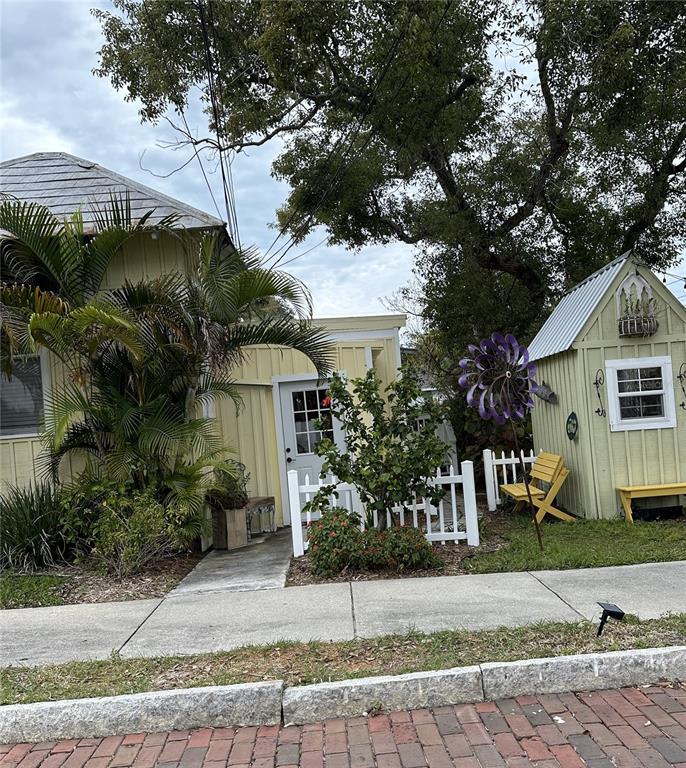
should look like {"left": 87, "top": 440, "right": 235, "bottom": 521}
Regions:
{"left": 288, "top": 461, "right": 480, "bottom": 557}
{"left": 482, "top": 448, "right": 537, "bottom": 511}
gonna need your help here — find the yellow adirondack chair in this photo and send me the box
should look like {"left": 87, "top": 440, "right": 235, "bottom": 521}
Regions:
{"left": 500, "top": 452, "right": 574, "bottom": 523}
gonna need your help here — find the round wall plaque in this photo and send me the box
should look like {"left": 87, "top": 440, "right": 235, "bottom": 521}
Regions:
{"left": 566, "top": 411, "right": 578, "bottom": 441}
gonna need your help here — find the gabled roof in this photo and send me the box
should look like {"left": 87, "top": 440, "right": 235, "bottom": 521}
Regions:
{"left": 528, "top": 253, "right": 631, "bottom": 362}
{"left": 0, "top": 152, "right": 225, "bottom": 232}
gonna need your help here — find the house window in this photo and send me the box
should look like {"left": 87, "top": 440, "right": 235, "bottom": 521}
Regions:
{"left": 1, "top": 355, "right": 46, "bottom": 437}
{"left": 605, "top": 356, "right": 676, "bottom": 432}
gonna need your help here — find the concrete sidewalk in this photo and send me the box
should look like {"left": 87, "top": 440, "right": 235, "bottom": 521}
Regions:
{"left": 2, "top": 560, "right": 685, "bottom": 667}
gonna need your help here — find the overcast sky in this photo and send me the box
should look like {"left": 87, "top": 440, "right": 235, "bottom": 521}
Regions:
{"left": 1, "top": 0, "right": 684, "bottom": 313}
{"left": 0, "top": 0, "right": 415, "bottom": 318}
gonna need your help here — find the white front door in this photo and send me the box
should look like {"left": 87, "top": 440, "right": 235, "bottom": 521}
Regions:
{"left": 278, "top": 379, "right": 344, "bottom": 520}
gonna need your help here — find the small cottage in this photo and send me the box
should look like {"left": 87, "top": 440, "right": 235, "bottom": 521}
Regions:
{"left": 528, "top": 253, "right": 686, "bottom": 520}
{"left": 0, "top": 153, "right": 405, "bottom": 530}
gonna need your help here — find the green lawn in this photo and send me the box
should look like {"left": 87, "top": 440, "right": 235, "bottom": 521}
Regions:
{"left": 466, "top": 513, "right": 686, "bottom": 573}
{"left": 2, "top": 613, "right": 684, "bottom": 705}
{"left": 0, "top": 574, "right": 66, "bottom": 609}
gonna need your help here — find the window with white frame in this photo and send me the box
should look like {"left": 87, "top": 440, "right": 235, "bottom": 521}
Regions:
{"left": 0, "top": 355, "right": 46, "bottom": 437}
{"left": 605, "top": 356, "right": 676, "bottom": 432}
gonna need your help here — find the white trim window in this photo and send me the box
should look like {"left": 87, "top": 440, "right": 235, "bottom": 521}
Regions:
{"left": 605, "top": 356, "right": 676, "bottom": 432}
{"left": 0, "top": 353, "right": 48, "bottom": 438}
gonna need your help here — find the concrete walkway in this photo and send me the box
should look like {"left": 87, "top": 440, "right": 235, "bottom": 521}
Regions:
{"left": 2, "top": 560, "right": 685, "bottom": 667}
{"left": 168, "top": 529, "right": 293, "bottom": 596}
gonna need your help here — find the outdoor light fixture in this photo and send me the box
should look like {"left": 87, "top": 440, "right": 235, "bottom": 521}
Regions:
{"left": 597, "top": 602, "right": 625, "bottom": 636}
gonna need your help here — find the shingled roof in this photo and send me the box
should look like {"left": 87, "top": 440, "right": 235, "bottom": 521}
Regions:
{"left": 0, "top": 152, "right": 225, "bottom": 232}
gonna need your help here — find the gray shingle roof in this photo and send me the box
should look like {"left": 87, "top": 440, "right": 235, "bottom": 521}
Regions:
{"left": 0, "top": 152, "right": 225, "bottom": 232}
{"left": 528, "top": 253, "right": 630, "bottom": 362}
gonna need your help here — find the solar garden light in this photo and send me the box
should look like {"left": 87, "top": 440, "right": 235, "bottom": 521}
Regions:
{"left": 597, "top": 602, "right": 625, "bottom": 636}
{"left": 458, "top": 333, "right": 543, "bottom": 550}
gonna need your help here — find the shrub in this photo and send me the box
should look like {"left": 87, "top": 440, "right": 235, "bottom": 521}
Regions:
{"left": 0, "top": 483, "right": 67, "bottom": 571}
{"left": 90, "top": 488, "right": 194, "bottom": 579}
{"left": 378, "top": 525, "right": 439, "bottom": 572}
{"left": 308, "top": 508, "right": 363, "bottom": 577}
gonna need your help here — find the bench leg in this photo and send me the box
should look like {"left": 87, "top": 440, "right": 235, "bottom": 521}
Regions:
{"left": 619, "top": 491, "right": 634, "bottom": 524}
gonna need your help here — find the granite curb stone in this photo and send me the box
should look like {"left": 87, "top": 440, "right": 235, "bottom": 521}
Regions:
{"left": 481, "top": 645, "right": 686, "bottom": 699}
{"left": 282, "top": 666, "right": 485, "bottom": 724}
{"left": 0, "top": 681, "right": 284, "bottom": 742}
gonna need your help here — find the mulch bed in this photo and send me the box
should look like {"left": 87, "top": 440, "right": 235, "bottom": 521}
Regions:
{"left": 38, "top": 551, "right": 204, "bottom": 605}
{"left": 286, "top": 521, "right": 509, "bottom": 587}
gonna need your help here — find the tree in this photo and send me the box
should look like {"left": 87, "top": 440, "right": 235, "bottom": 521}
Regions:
{"left": 94, "top": 0, "right": 686, "bottom": 449}
{"left": 310, "top": 369, "right": 449, "bottom": 528}
{"left": 95, "top": 0, "right": 686, "bottom": 308}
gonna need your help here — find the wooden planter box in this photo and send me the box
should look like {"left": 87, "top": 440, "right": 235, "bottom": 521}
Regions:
{"left": 212, "top": 506, "right": 249, "bottom": 550}
{"left": 618, "top": 315, "right": 658, "bottom": 337}
{"left": 212, "top": 496, "right": 276, "bottom": 550}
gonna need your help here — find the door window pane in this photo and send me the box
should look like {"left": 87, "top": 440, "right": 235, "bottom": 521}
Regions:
{"left": 290, "top": 386, "right": 332, "bottom": 455}
{"left": 1, "top": 356, "right": 44, "bottom": 436}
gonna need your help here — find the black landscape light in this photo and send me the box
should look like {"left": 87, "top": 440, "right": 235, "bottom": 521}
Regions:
{"left": 597, "top": 602, "right": 625, "bottom": 636}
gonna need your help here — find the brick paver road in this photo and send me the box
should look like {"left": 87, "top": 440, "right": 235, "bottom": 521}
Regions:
{"left": 3, "top": 685, "right": 686, "bottom": 768}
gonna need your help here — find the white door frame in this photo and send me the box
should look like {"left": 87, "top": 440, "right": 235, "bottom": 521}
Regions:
{"left": 272, "top": 373, "right": 323, "bottom": 526}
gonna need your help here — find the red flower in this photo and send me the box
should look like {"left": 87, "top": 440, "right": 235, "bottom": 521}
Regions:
{"left": 322, "top": 395, "right": 332, "bottom": 408}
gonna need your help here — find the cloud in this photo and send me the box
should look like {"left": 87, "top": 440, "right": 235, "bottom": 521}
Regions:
{"left": 0, "top": 0, "right": 415, "bottom": 318}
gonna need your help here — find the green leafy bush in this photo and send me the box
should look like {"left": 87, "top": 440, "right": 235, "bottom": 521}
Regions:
{"left": 308, "top": 509, "right": 439, "bottom": 577}
{"left": 308, "top": 508, "right": 364, "bottom": 577}
{"left": 0, "top": 483, "right": 67, "bottom": 571}
{"left": 378, "top": 525, "right": 439, "bottom": 572}
{"left": 90, "top": 488, "right": 200, "bottom": 579}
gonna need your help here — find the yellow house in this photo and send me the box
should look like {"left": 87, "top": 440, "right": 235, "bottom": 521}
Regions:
{"left": 0, "top": 152, "right": 405, "bottom": 527}
{"left": 528, "top": 253, "right": 686, "bottom": 519}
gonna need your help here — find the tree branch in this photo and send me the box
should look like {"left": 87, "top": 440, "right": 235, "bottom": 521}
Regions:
{"left": 621, "top": 122, "right": 686, "bottom": 253}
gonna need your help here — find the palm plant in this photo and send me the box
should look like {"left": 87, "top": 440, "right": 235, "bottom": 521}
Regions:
{"left": 31, "top": 232, "right": 334, "bottom": 503}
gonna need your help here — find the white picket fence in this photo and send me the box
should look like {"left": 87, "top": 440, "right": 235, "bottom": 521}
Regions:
{"left": 482, "top": 448, "right": 536, "bottom": 511}
{"left": 288, "top": 461, "right": 480, "bottom": 557}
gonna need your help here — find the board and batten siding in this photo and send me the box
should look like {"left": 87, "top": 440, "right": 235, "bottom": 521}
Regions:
{"left": 532, "top": 263, "right": 686, "bottom": 519}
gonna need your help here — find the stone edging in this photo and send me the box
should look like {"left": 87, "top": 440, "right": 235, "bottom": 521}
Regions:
{"left": 2, "top": 646, "right": 685, "bottom": 742}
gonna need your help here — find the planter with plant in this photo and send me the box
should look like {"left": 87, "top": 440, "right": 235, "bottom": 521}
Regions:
{"left": 618, "top": 296, "right": 658, "bottom": 337}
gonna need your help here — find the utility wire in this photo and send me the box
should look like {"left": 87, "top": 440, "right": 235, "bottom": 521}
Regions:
{"left": 139, "top": 0, "right": 226, "bottom": 226}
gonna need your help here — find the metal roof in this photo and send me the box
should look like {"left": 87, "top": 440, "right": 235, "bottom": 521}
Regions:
{"left": 0, "top": 152, "right": 225, "bottom": 232}
{"left": 528, "top": 253, "right": 631, "bottom": 362}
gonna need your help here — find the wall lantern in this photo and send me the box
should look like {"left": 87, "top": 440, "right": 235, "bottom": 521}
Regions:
{"left": 566, "top": 412, "right": 578, "bottom": 441}
{"left": 593, "top": 369, "right": 606, "bottom": 417}
{"left": 677, "top": 362, "right": 686, "bottom": 412}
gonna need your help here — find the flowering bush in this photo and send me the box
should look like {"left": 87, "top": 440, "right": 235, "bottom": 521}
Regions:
{"left": 307, "top": 508, "right": 364, "bottom": 577}
{"left": 308, "top": 509, "right": 438, "bottom": 576}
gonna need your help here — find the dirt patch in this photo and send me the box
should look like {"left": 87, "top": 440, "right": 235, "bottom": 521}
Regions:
{"left": 286, "top": 515, "right": 509, "bottom": 587}
{"left": 36, "top": 552, "right": 204, "bottom": 605}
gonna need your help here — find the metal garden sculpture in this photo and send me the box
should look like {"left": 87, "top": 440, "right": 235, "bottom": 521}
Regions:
{"left": 458, "top": 332, "right": 543, "bottom": 550}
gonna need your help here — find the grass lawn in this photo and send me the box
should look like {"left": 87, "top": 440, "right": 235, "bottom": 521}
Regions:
{"left": 466, "top": 513, "right": 686, "bottom": 573}
{"left": 2, "top": 613, "right": 685, "bottom": 705}
{"left": 0, "top": 574, "right": 67, "bottom": 609}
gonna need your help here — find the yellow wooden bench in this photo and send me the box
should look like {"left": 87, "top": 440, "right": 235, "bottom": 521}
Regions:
{"left": 617, "top": 482, "right": 686, "bottom": 524}
{"left": 500, "top": 452, "right": 574, "bottom": 524}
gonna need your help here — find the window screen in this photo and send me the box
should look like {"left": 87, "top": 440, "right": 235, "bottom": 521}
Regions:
{"left": 1, "top": 356, "right": 44, "bottom": 436}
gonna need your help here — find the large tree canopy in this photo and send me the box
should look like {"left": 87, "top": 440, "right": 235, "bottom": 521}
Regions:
{"left": 95, "top": 0, "right": 686, "bottom": 453}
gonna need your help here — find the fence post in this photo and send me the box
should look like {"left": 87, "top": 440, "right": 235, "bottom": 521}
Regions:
{"left": 288, "top": 469, "right": 305, "bottom": 557}
{"left": 461, "top": 460, "right": 480, "bottom": 546}
{"left": 482, "top": 449, "right": 497, "bottom": 511}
